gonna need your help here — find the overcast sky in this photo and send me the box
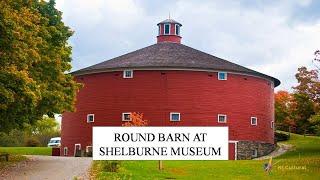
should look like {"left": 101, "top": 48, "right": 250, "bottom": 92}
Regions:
{"left": 55, "top": 0, "right": 320, "bottom": 91}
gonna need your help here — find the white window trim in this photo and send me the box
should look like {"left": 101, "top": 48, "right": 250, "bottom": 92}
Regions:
{"left": 252, "top": 149, "right": 258, "bottom": 157}
{"left": 122, "top": 112, "right": 132, "bottom": 121}
{"left": 74, "top": 144, "right": 81, "bottom": 156}
{"left": 175, "top": 24, "right": 180, "bottom": 35}
{"left": 87, "top": 114, "right": 94, "bottom": 123}
{"left": 123, "top": 70, "right": 133, "bottom": 78}
{"left": 218, "top": 72, "right": 227, "bottom": 80}
{"left": 170, "top": 112, "right": 180, "bottom": 121}
{"left": 218, "top": 114, "right": 227, "bottom": 123}
{"left": 271, "top": 121, "right": 274, "bottom": 129}
{"left": 164, "top": 23, "right": 170, "bottom": 35}
{"left": 63, "top": 147, "right": 68, "bottom": 156}
{"left": 86, "top": 146, "right": 92, "bottom": 152}
{"left": 251, "top": 117, "right": 257, "bottom": 126}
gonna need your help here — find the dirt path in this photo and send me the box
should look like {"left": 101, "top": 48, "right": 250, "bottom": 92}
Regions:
{"left": 1, "top": 155, "right": 92, "bottom": 180}
{"left": 254, "top": 143, "right": 293, "bottom": 160}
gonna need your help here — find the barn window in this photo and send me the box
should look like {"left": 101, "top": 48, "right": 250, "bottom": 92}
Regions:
{"left": 122, "top": 112, "right": 132, "bottom": 121}
{"left": 218, "top": 72, "right": 227, "bottom": 80}
{"left": 170, "top": 112, "right": 180, "bottom": 121}
{"left": 218, "top": 114, "right": 227, "bottom": 123}
{"left": 87, "top": 114, "right": 94, "bottom": 123}
{"left": 252, "top": 149, "right": 258, "bottom": 158}
{"left": 86, "top": 146, "right": 93, "bottom": 153}
{"left": 164, "top": 24, "right": 170, "bottom": 35}
{"left": 158, "top": 25, "right": 161, "bottom": 35}
{"left": 63, "top": 147, "right": 68, "bottom": 156}
{"left": 123, "top": 70, "right": 133, "bottom": 78}
{"left": 175, "top": 24, "right": 180, "bottom": 35}
{"left": 251, "top": 117, "right": 257, "bottom": 125}
{"left": 271, "top": 121, "right": 274, "bottom": 129}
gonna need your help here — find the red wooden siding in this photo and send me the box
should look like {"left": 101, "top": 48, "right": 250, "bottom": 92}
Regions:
{"left": 61, "top": 70, "right": 274, "bottom": 156}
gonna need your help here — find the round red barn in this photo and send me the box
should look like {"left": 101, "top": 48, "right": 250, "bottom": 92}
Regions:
{"left": 61, "top": 18, "right": 280, "bottom": 160}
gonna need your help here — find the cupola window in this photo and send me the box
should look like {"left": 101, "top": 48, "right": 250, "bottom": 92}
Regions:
{"left": 175, "top": 24, "right": 180, "bottom": 35}
{"left": 164, "top": 24, "right": 170, "bottom": 35}
{"left": 218, "top": 72, "right": 227, "bottom": 80}
{"left": 158, "top": 25, "right": 161, "bottom": 35}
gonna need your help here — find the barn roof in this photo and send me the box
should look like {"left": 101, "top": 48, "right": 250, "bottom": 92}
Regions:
{"left": 72, "top": 42, "right": 280, "bottom": 87}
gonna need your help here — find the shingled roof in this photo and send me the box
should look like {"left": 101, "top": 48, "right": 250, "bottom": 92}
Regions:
{"left": 72, "top": 42, "right": 280, "bottom": 87}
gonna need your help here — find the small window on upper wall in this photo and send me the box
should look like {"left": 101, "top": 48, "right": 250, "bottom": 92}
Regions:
{"left": 122, "top": 112, "right": 132, "bottom": 121}
{"left": 123, "top": 70, "right": 133, "bottom": 78}
{"left": 158, "top": 25, "right": 161, "bottom": 35}
{"left": 271, "top": 121, "right": 274, "bottom": 129}
{"left": 218, "top": 114, "right": 227, "bottom": 123}
{"left": 164, "top": 24, "right": 170, "bottom": 35}
{"left": 175, "top": 24, "right": 180, "bottom": 35}
{"left": 87, "top": 114, "right": 94, "bottom": 123}
{"left": 251, "top": 117, "right": 257, "bottom": 126}
{"left": 170, "top": 112, "right": 180, "bottom": 121}
{"left": 218, "top": 72, "right": 227, "bottom": 80}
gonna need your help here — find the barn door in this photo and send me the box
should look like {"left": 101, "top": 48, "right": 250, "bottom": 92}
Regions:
{"left": 74, "top": 144, "right": 81, "bottom": 157}
{"left": 228, "top": 141, "right": 237, "bottom": 160}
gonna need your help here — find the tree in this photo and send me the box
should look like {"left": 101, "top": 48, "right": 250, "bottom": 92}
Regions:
{"left": 293, "top": 67, "right": 320, "bottom": 106}
{"left": 291, "top": 93, "right": 315, "bottom": 135}
{"left": 275, "top": 91, "right": 291, "bottom": 125}
{"left": 0, "top": 0, "right": 80, "bottom": 132}
{"left": 24, "top": 116, "right": 60, "bottom": 146}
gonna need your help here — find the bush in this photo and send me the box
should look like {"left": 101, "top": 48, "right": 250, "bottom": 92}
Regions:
{"left": 25, "top": 137, "right": 40, "bottom": 147}
{"left": 100, "top": 161, "right": 121, "bottom": 172}
{"left": 0, "top": 130, "right": 25, "bottom": 147}
{"left": 275, "top": 132, "right": 290, "bottom": 142}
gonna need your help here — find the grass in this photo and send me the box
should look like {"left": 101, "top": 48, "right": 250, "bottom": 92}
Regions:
{"left": 92, "top": 133, "right": 320, "bottom": 179}
{"left": 0, "top": 147, "right": 52, "bottom": 156}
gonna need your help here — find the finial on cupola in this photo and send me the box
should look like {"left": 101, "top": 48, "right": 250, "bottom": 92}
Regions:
{"left": 157, "top": 17, "right": 182, "bottom": 44}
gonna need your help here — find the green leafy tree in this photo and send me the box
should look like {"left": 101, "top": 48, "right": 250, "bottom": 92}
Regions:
{"left": 24, "top": 116, "right": 60, "bottom": 146}
{"left": 291, "top": 93, "right": 315, "bottom": 134}
{"left": 0, "top": 0, "right": 81, "bottom": 132}
{"left": 308, "top": 114, "right": 320, "bottom": 136}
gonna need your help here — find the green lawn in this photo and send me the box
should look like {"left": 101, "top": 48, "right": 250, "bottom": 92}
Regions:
{"left": 0, "top": 147, "right": 52, "bottom": 156}
{"left": 93, "top": 133, "right": 320, "bottom": 179}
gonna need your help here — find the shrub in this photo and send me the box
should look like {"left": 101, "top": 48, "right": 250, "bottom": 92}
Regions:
{"left": 100, "top": 161, "right": 121, "bottom": 172}
{"left": 275, "top": 132, "right": 290, "bottom": 142}
{"left": 25, "top": 137, "right": 41, "bottom": 147}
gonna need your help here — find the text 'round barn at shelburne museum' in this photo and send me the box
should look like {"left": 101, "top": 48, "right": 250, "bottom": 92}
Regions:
{"left": 61, "top": 18, "right": 280, "bottom": 160}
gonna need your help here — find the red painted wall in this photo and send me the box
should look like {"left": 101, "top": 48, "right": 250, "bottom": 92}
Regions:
{"left": 61, "top": 70, "right": 275, "bottom": 157}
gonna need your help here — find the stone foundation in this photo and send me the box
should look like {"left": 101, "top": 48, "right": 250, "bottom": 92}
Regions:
{"left": 237, "top": 141, "right": 275, "bottom": 160}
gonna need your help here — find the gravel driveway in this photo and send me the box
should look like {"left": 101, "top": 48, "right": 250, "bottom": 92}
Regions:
{"left": 1, "top": 155, "right": 92, "bottom": 180}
